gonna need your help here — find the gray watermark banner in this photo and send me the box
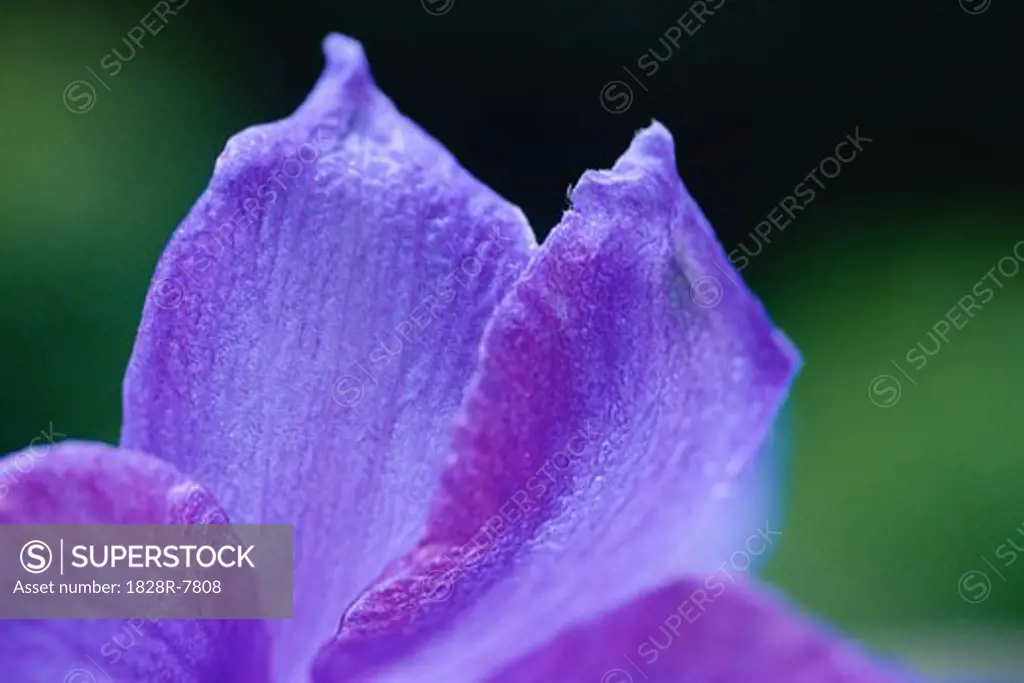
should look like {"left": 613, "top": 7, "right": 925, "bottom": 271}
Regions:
{"left": 1, "top": 524, "right": 293, "bottom": 619}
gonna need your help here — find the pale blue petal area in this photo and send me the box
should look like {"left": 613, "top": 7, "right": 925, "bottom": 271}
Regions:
{"left": 120, "top": 34, "right": 536, "bottom": 682}
{"left": 693, "top": 420, "right": 791, "bottom": 578}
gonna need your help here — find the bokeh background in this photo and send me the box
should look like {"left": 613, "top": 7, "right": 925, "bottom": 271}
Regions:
{"left": 1, "top": 0, "right": 1021, "bottom": 675}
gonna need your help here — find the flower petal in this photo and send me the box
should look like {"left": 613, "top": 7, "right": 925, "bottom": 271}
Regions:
{"left": 121, "top": 34, "right": 536, "bottom": 680}
{"left": 690, "top": 426, "right": 786, "bottom": 575}
{"left": 0, "top": 441, "right": 270, "bottom": 683}
{"left": 486, "top": 578, "right": 916, "bottom": 683}
{"left": 312, "top": 123, "right": 799, "bottom": 681}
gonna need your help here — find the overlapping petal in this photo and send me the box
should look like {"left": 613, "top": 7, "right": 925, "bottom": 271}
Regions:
{"left": 486, "top": 578, "right": 915, "bottom": 683}
{"left": 0, "top": 441, "right": 269, "bottom": 683}
{"left": 477, "top": 426, "right": 914, "bottom": 683}
{"left": 480, "top": 425, "right": 917, "bottom": 683}
{"left": 312, "top": 123, "right": 800, "bottom": 681}
{"left": 120, "top": 34, "right": 536, "bottom": 680}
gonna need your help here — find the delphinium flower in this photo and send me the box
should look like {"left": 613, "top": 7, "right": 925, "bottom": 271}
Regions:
{"left": 0, "top": 33, "right": 921, "bottom": 683}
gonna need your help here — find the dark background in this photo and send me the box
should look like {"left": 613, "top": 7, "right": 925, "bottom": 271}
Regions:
{"left": 1, "top": 0, "right": 1022, "bottom": 673}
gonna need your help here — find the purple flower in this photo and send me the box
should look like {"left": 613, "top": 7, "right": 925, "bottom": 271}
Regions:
{"left": 0, "top": 33, "right": 917, "bottom": 683}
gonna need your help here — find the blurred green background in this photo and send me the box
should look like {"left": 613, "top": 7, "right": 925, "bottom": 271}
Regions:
{"left": 1, "top": 0, "right": 1021, "bottom": 675}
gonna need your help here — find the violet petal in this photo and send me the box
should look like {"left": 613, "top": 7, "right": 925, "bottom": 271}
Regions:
{"left": 121, "top": 34, "right": 535, "bottom": 680}
{"left": 486, "top": 578, "right": 918, "bottom": 683}
{"left": 313, "top": 123, "right": 799, "bottom": 681}
{"left": 0, "top": 441, "right": 270, "bottom": 683}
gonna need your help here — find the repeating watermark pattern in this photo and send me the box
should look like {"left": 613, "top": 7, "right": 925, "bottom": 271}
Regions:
{"left": 62, "top": 618, "right": 156, "bottom": 682}
{"left": 959, "top": 0, "right": 992, "bottom": 14}
{"left": 331, "top": 226, "right": 523, "bottom": 411}
{"left": 150, "top": 130, "right": 328, "bottom": 310}
{"left": 688, "top": 272, "right": 726, "bottom": 309}
{"left": 958, "top": 521, "right": 1024, "bottom": 603}
{"left": 601, "top": 521, "right": 782, "bottom": 681}
{"left": 421, "top": 0, "right": 454, "bottom": 16}
{"left": 728, "top": 128, "right": 873, "bottom": 271}
{"left": 62, "top": 0, "right": 189, "bottom": 114}
{"left": 866, "top": 373, "right": 902, "bottom": 409}
{"left": 868, "top": 240, "right": 1024, "bottom": 407}
{"left": 683, "top": 128, "right": 871, "bottom": 310}
{"left": 599, "top": 0, "right": 729, "bottom": 114}
{"left": 413, "top": 423, "right": 604, "bottom": 602}
{"left": 0, "top": 423, "right": 66, "bottom": 501}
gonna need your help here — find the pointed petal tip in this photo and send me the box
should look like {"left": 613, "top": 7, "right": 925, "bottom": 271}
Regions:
{"left": 563, "top": 119, "right": 800, "bottom": 395}
{"left": 322, "top": 33, "right": 368, "bottom": 69}
{"left": 208, "top": 33, "right": 378, "bottom": 196}
{"left": 568, "top": 120, "right": 679, "bottom": 215}
{"left": 608, "top": 120, "right": 677, "bottom": 179}
{"left": 627, "top": 120, "right": 677, "bottom": 163}
{"left": 319, "top": 33, "right": 376, "bottom": 95}
{"left": 621, "top": 120, "right": 802, "bottom": 380}
{"left": 291, "top": 33, "right": 377, "bottom": 121}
